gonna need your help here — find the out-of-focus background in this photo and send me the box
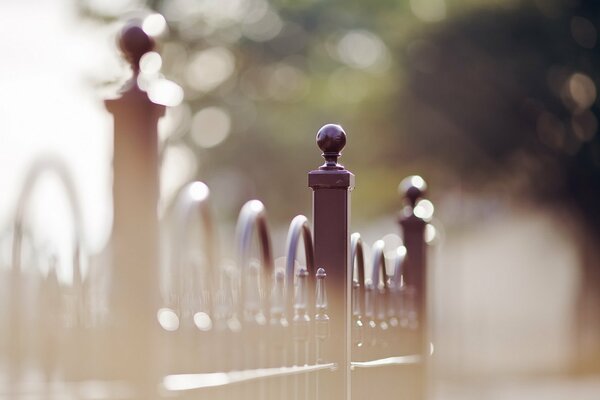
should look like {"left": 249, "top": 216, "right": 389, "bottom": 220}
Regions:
{"left": 1, "top": 0, "right": 600, "bottom": 398}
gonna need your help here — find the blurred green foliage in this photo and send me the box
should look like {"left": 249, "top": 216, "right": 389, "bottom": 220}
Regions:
{"left": 74, "top": 0, "right": 454, "bottom": 224}
{"left": 77, "top": 0, "right": 600, "bottom": 237}
{"left": 402, "top": 0, "right": 600, "bottom": 237}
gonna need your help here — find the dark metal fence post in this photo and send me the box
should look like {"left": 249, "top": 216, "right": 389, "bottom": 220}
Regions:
{"left": 308, "top": 124, "right": 354, "bottom": 400}
{"left": 398, "top": 175, "right": 428, "bottom": 400}
{"left": 104, "top": 22, "right": 165, "bottom": 395}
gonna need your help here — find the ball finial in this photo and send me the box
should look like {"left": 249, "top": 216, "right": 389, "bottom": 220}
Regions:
{"left": 119, "top": 22, "right": 155, "bottom": 73}
{"left": 316, "top": 124, "right": 346, "bottom": 169}
{"left": 399, "top": 175, "right": 427, "bottom": 208}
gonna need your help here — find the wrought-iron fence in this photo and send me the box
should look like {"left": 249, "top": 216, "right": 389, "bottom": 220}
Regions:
{"left": 0, "top": 21, "right": 435, "bottom": 400}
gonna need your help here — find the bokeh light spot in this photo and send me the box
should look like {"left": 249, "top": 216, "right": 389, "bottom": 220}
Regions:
{"left": 185, "top": 47, "right": 235, "bottom": 92}
{"left": 565, "top": 73, "right": 596, "bottom": 111}
{"left": 157, "top": 308, "right": 180, "bottom": 331}
{"left": 140, "top": 51, "right": 162, "bottom": 75}
{"left": 414, "top": 199, "right": 435, "bottom": 220}
{"left": 410, "top": 0, "right": 447, "bottom": 22}
{"left": 148, "top": 79, "right": 184, "bottom": 107}
{"left": 336, "top": 30, "right": 389, "bottom": 72}
{"left": 194, "top": 311, "right": 213, "bottom": 331}
{"left": 241, "top": 9, "right": 283, "bottom": 42}
{"left": 143, "top": 13, "right": 168, "bottom": 37}
{"left": 188, "top": 181, "right": 209, "bottom": 202}
{"left": 191, "top": 107, "right": 232, "bottom": 148}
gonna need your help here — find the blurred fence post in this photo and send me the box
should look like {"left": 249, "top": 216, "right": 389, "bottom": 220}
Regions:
{"left": 104, "top": 22, "right": 165, "bottom": 395}
{"left": 398, "top": 176, "right": 428, "bottom": 400}
{"left": 308, "top": 124, "right": 354, "bottom": 400}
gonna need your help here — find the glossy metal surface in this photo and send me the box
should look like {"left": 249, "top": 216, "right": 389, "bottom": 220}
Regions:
{"left": 350, "top": 355, "right": 421, "bottom": 369}
{"left": 398, "top": 175, "right": 429, "bottom": 400}
{"left": 104, "top": 21, "right": 165, "bottom": 396}
{"left": 1, "top": 25, "right": 438, "bottom": 397}
{"left": 235, "top": 199, "right": 274, "bottom": 399}
{"left": 284, "top": 216, "right": 316, "bottom": 400}
{"left": 170, "top": 181, "right": 217, "bottom": 306}
{"left": 350, "top": 233, "right": 366, "bottom": 357}
{"left": 285, "top": 215, "right": 316, "bottom": 321}
{"left": 162, "top": 363, "right": 337, "bottom": 392}
{"left": 235, "top": 199, "right": 274, "bottom": 319}
{"left": 308, "top": 124, "right": 354, "bottom": 400}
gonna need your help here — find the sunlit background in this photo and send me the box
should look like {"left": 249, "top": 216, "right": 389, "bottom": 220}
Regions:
{"left": 1, "top": 0, "right": 600, "bottom": 398}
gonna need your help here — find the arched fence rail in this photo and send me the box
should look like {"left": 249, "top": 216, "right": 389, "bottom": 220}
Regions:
{"left": 0, "top": 19, "right": 436, "bottom": 400}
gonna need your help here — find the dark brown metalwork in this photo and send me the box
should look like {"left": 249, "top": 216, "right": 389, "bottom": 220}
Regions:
{"left": 350, "top": 233, "right": 366, "bottom": 356}
{"left": 398, "top": 175, "right": 427, "bottom": 328}
{"left": 391, "top": 246, "right": 406, "bottom": 290}
{"left": 314, "top": 267, "right": 330, "bottom": 400}
{"left": 308, "top": 124, "right": 354, "bottom": 400}
{"left": 398, "top": 175, "right": 429, "bottom": 400}
{"left": 236, "top": 199, "right": 274, "bottom": 319}
{"left": 0, "top": 10, "right": 445, "bottom": 396}
{"left": 235, "top": 199, "right": 274, "bottom": 399}
{"left": 268, "top": 270, "right": 289, "bottom": 400}
{"left": 104, "top": 21, "right": 164, "bottom": 396}
{"left": 285, "top": 215, "right": 316, "bottom": 321}
{"left": 293, "top": 268, "right": 311, "bottom": 400}
{"left": 364, "top": 240, "right": 388, "bottom": 355}
{"left": 388, "top": 245, "right": 406, "bottom": 355}
{"left": 284, "top": 215, "right": 316, "bottom": 400}
{"left": 370, "top": 240, "right": 389, "bottom": 353}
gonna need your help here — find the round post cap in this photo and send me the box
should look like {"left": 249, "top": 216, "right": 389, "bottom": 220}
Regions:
{"left": 316, "top": 124, "right": 346, "bottom": 169}
{"left": 119, "top": 22, "right": 155, "bottom": 73}
{"left": 399, "top": 175, "right": 427, "bottom": 208}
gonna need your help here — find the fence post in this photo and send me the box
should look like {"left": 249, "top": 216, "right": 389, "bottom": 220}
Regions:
{"left": 308, "top": 124, "right": 354, "bottom": 400}
{"left": 104, "top": 22, "right": 165, "bottom": 395}
{"left": 398, "top": 175, "right": 428, "bottom": 399}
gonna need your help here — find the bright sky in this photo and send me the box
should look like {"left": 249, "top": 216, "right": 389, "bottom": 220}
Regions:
{"left": 0, "top": 0, "right": 119, "bottom": 282}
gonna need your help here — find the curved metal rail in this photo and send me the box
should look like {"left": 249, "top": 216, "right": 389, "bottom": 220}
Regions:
{"left": 235, "top": 199, "right": 274, "bottom": 319}
{"left": 284, "top": 215, "right": 317, "bottom": 400}
{"left": 391, "top": 246, "right": 406, "bottom": 289}
{"left": 8, "top": 156, "right": 87, "bottom": 386}
{"left": 169, "top": 181, "right": 217, "bottom": 318}
{"left": 11, "top": 156, "right": 84, "bottom": 277}
{"left": 369, "top": 240, "right": 388, "bottom": 292}
{"left": 351, "top": 233, "right": 366, "bottom": 315}
{"left": 350, "top": 233, "right": 366, "bottom": 353}
{"left": 284, "top": 215, "right": 316, "bottom": 319}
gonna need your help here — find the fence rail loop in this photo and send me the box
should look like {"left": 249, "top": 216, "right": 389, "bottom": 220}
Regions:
{"left": 285, "top": 215, "right": 316, "bottom": 322}
{"left": 398, "top": 175, "right": 429, "bottom": 400}
{"left": 235, "top": 199, "right": 274, "bottom": 321}
{"left": 284, "top": 215, "right": 317, "bottom": 400}
{"left": 161, "top": 181, "right": 218, "bottom": 373}
{"left": 388, "top": 245, "right": 407, "bottom": 349}
{"left": 235, "top": 199, "right": 274, "bottom": 399}
{"left": 350, "top": 233, "right": 366, "bottom": 355}
{"left": 169, "top": 181, "right": 217, "bottom": 321}
{"left": 366, "top": 240, "right": 389, "bottom": 354}
{"left": 8, "top": 157, "right": 87, "bottom": 385}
